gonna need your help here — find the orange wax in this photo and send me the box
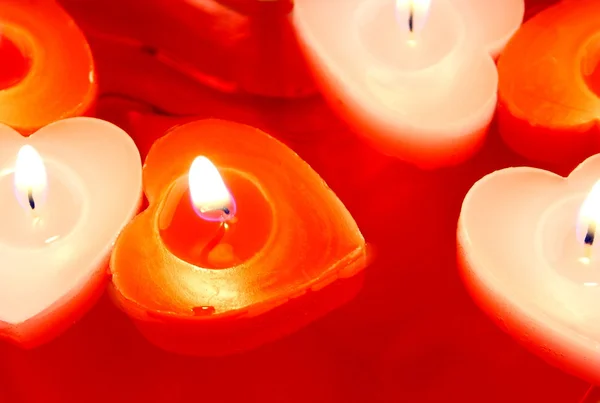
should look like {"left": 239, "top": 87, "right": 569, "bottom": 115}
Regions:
{"left": 497, "top": 0, "right": 600, "bottom": 166}
{"left": 110, "top": 119, "right": 369, "bottom": 356}
{"left": 0, "top": 1, "right": 97, "bottom": 134}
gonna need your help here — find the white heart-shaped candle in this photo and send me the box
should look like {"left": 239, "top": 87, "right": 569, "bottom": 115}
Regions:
{"left": 0, "top": 117, "right": 142, "bottom": 346}
{"left": 293, "top": 0, "right": 524, "bottom": 168}
{"left": 458, "top": 154, "right": 600, "bottom": 384}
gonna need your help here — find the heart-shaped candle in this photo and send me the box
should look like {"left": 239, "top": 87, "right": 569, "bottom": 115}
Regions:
{"left": 498, "top": 0, "right": 600, "bottom": 165}
{"left": 293, "top": 0, "right": 524, "bottom": 168}
{"left": 0, "top": 0, "right": 96, "bottom": 134}
{"left": 0, "top": 117, "right": 142, "bottom": 347}
{"left": 110, "top": 119, "right": 369, "bottom": 356}
{"left": 458, "top": 154, "right": 600, "bottom": 384}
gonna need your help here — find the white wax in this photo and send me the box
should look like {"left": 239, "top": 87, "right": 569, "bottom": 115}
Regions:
{"left": 0, "top": 117, "right": 142, "bottom": 324}
{"left": 293, "top": 0, "right": 525, "bottom": 168}
{"left": 459, "top": 154, "right": 600, "bottom": 384}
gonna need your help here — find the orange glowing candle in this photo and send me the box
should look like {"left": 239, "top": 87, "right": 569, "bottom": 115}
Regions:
{"left": 110, "top": 119, "right": 369, "bottom": 356}
{"left": 0, "top": 0, "right": 96, "bottom": 134}
{"left": 497, "top": 0, "right": 600, "bottom": 165}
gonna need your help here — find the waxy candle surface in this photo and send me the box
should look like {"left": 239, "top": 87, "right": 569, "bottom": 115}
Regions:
{"left": 458, "top": 154, "right": 600, "bottom": 384}
{"left": 498, "top": 0, "right": 600, "bottom": 165}
{"left": 0, "top": 0, "right": 97, "bottom": 134}
{"left": 0, "top": 117, "right": 142, "bottom": 347}
{"left": 293, "top": 0, "right": 524, "bottom": 168}
{"left": 110, "top": 119, "right": 368, "bottom": 355}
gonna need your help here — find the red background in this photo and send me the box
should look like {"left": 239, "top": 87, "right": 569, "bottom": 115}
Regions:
{"left": 0, "top": 0, "right": 594, "bottom": 402}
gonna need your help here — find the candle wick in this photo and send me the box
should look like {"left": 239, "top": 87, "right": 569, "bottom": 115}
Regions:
{"left": 199, "top": 222, "right": 229, "bottom": 263}
{"left": 408, "top": 1, "right": 414, "bottom": 33}
{"left": 222, "top": 207, "right": 230, "bottom": 215}
{"left": 585, "top": 223, "right": 596, "bottom": 246}
{"left": 27, "top": 188, "right": 35, "bottom": 210}
{"left": 581, "top": 223, "right": 597, "bottom": 264}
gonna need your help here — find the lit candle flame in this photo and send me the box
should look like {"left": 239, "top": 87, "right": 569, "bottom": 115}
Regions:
{"left": 188, "top": 156, "right": 236, "bottom": 222}
{"left": 14, "top": 145, "right": 47, "bottom": 213}
{"left": 577, "top": 180, "right": 600, "bottom": 264}
{"left": 395, "top": 0, "right": 432, "bottom": 44}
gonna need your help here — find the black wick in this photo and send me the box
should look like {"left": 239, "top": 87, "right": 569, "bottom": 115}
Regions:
{"left": 408, "top": 1, "right": 415, "bottom": 33}
{"left": 28, "top": 188, "right": 35, "bottom": 210}
{"left": 222, "top": 207, "right": 230, "bottom": 215}
{"left": 585, "top": 222, "right": 596, "bottom": 246}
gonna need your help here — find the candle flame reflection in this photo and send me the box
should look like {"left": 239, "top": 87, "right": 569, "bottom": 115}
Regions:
{"left": 577, "top": 180, "right": 600, "bottom": 262}
{"left": 188, "top": 156, "right": 236, "bottom": 222}
{"left": 395, "top": 0, "right": 432, "bottom": 42}
{"left": 14, "top": 145, "right": 47, "bottom": 213}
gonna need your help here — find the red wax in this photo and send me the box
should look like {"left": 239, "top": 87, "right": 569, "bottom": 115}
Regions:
{"left": 497, "top": 0, "right": 600, "bottom": 166}
{"left": 110, "top": 119, "right": 369, "bottom": 356}
{"left": 0, "top": 1, "right": 97, "bottom": 134}
{"left": 0, "top": 37, "right": 30, "bottom": 90}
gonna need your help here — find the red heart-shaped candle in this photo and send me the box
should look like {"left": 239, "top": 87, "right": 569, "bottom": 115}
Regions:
{"left": 110, "top": 119, "right": 369, "bottom": 356}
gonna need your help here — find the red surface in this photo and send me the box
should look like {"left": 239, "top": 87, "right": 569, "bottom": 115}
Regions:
{"left": 580, "top": 386, "right": 600, "bottom": 403}
{"left": 498, "top": 0, "right": 600, "bottom": 167}
{"left": 59, "top": 0, "right": 314, "bottom": 98}
{"left": 0, "top": 0, "right": 593, "bottom": 402}
{"left": 0, "top": 37, "right": 30, "bottom": 90}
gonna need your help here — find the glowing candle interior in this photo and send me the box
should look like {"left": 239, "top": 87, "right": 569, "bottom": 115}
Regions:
{"left": 577, "top": 180, "right": 600, "bottom": 263}
{"left": 14, "top": 145, "right": 47, "bottom": 213}
{"left": 395, "top": 0, "right": 432, "bottom": 41}
{"left": 188, "top": 156, "right": 236, "bottom": 222}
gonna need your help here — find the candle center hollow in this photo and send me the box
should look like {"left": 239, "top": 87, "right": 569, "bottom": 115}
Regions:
{"left": 356, "top": 0, "right": 460, "bottom": 71}
{"left": 0, "top": 36, "right": 31, "bottom": 90}
{"left": 159, "top": 169, "right": 273, "bottom": 269}
{"left": 0, "top": 160, "right": 84, "bottom": 247}
{"left": 581, "top": 34, "right": 600, "bottom": 98}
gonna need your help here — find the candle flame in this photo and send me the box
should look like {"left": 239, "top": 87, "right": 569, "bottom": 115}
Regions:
{"left": 577, "top": 180, "right": 600, "bottom": 262}
{"left": 14, "top": 145, "right": 47, "bottom": 212}
{"left": 395, "top": 0, "right": 432, "bottom": 41}
{"left": 188, "top": 156, "right": 236, "bottom": 222}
